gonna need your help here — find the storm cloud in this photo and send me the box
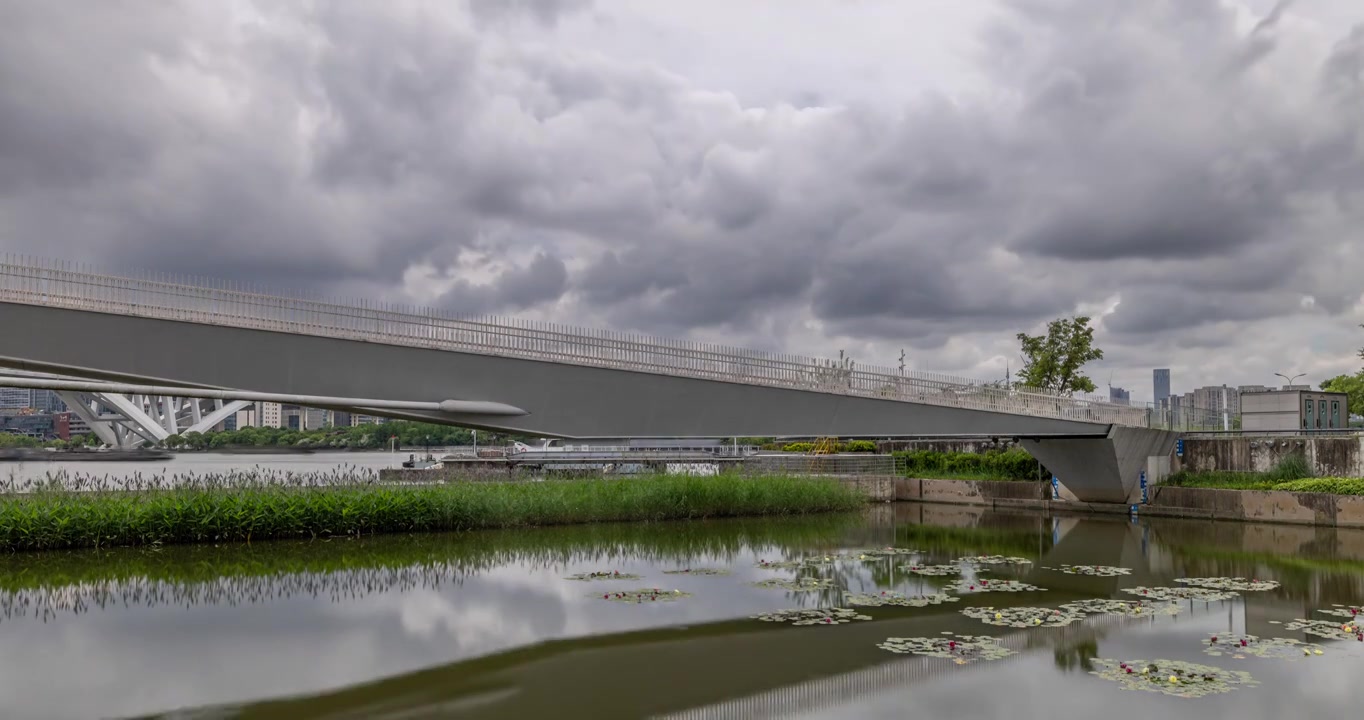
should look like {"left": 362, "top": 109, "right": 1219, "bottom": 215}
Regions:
{"left": 1, "top": 0, "right": 1362, "bottom": 399}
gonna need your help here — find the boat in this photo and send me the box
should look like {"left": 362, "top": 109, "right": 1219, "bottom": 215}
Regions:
{"left": 0, "top": 448, "right": 173, "bottom": 462}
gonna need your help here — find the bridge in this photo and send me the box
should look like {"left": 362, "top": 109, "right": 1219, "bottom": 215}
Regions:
{"left": 0, "top": 257, "right": 1176, "bottom": 502}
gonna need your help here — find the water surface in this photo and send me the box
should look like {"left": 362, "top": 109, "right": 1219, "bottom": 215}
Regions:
{"left": 2, "top": 505, "right": 1363, "bottom": 719}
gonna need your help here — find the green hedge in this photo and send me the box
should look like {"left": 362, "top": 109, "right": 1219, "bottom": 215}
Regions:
{"left": 892, "top": 449, "right": 1042, "bottom": 481}
{"left": 780, "top": 440, "right": 878, "bottom": 453}
{"left": 1271, "top": 478, "right": 1364, "bottom": 495}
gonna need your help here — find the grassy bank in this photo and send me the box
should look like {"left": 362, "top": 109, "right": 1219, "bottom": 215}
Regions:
{"left": 0, "top": 472, "right": 866, "bottom": 552}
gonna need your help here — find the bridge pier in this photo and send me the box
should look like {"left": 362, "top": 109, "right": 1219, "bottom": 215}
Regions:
{"left": 1020, "top": 427, "right": 1178, "bottom": 504}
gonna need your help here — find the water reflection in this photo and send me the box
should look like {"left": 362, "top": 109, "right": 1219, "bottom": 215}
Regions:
{"left": 1, "top": 505, "right": 1363, "bottom": 719}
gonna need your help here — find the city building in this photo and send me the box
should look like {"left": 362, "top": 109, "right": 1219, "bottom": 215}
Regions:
{"left": 330, "top": 411, "right": 351, "bottom": 427}
{"left": 0, "top": 412, "right": 69, "bottom": 440}
{"left": 260, "top": 402, "right": 282, "bottom": 429}
{"left": 234, "top": 405, "right": 258, "bottom": 429}
{"left": 1153, "top": 369, "right": 1170, "bottom": 405}
{"left": 1281, "top": 384, "right": 1312, "bottom": 392}
{"left": 350, "top": 414, "right": 383, "bottom": 426}
{"left": 303, "top": 407, "right": 328, "bottom": 430}
{"left": 1191, "top": 385, "right": 1240, "bottom": 417}
{"left": 1242, "top": 390, "right": 1349, "bottom": 432}
{"left": 1109, "top": 386, "right": 1130, "bottom": 405}
{"left": 30, "top": 389, "right": 66, "bottom": 413}
{"left": 0, "top": 387, "right": 32, "bottom": 410}
{"left": 1238, "top": 385, "right": 1270, "bottom": 396}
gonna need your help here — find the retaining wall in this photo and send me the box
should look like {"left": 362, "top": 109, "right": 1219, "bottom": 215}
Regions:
{"left": 891, "top": 475, "right": 1364, "bottom": 528}
{"left": 1175, "top": 434, "right": 1364, "bottom": 477}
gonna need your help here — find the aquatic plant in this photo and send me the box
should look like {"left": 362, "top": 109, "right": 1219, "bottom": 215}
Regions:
{"left": 1089, "top": 659, "right": 1258, "bottom": 698}
{"left": 1174, "top": 577, "right": 1279, "bottom": 592}
{"left": 752, "top": 577, "right": 835, "bottom": 592}
{"left": 755, "top": 556, "right": 836, "bottom": 570}
{"left": 661, "top": 568, "right": 729, "bottom": 576}
{"left": 902, "top": 564, "right": 983, "bottom": 576}
{"left": 1120, "top": 586, "right": 1237, "bottom": 602}
{"left": 1202, "top": 634, "right": 1325, "bottom": 660}
{"left": 598, "top": 588, "right": 690, "bottom": 603}
{"left": 955, "top": 555, "right": 1032, "bottom": 565}
{"left": 856, "top": 547, "right": 921, "bottom": 558}
{"left": 1315, "top": 604, "right": 1363, "bottom": 619}
{"left": 752, "top": 608, "right": 871, "bottom": 625}
{"left": 1283, "top": 618, "right": 1364, "bottom": 641}
{"left": 0, "top": 472, "right": 866, "bottom": 551}
{"left": 1046, "top": 565, "right": 1131, "bottom": 577}
{"left": 1059, "top": 598, "right": 1180, "bottom": 617}
{"left": 877, "top": 634, "right": 1015, "bottom": 662}
{"left": 942, "top": 579, "right": 1045, "bottom": 594}
{"left": 566, "top": 571, "right": 641, "bottom": 581}
{"left": 842, "top": 590, "right": 959, "bottom": 608}
{"left": 961, "top": 606, "right": 1083, "bottom": 628}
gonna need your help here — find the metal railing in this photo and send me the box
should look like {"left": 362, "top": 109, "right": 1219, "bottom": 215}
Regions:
{"left": 0, "top": 256, "right": 1152, "bottom": 426}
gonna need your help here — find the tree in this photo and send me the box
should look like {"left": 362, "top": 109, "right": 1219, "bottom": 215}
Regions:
{"left": 1321, "top": 373, "right": 1364, "bottom": 417}
{"left": 1015, "top": 316, "right": 1104, "bottom": 396}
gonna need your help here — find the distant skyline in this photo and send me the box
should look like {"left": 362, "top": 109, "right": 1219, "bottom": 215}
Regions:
{"left": 2, "top": 0, "right": 1363, "bottom": 396}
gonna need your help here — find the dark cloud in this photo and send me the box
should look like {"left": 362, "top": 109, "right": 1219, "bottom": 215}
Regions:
{"left": 0, "top": 0, "right": 1362, "bottom": 394}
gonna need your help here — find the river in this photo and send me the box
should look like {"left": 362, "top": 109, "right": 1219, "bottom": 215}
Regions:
{"left": 1, "top": 504, "right": 1362, "bottom": 719}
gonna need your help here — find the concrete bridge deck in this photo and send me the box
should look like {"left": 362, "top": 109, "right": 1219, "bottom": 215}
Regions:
{"left": 0, "top": 258, "right": 1175, "bottom": 502}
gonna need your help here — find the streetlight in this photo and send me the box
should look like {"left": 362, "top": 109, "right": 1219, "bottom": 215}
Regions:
{"left": 1274, "top": 372, "right": 1305, "bottom": 389}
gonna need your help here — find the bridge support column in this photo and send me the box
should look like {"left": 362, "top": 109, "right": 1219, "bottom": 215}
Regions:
{"left": 1020, "top": 427, "right": 1178, "bottom": 504}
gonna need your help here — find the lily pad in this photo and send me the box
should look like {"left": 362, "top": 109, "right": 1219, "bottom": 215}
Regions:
{"left": 962, "top": 605, "right": 1084, "bottom": 628}
{"left": 857, "top": 547, "right": 922, "bottom": 558}
{"left": 1060, "top": 598, "right": 1181, "bottom": 617}
{"left": 1089, "top": 659, "right": 1258, "bottom": 698}
{"left": 1283, "top": 618, "right": 1364, "bottom": 641}
{"left": 943, "top": 579, "right": 1045, "bottom": 594}
{"left": 661, "top": 568, "right": 730, "bottom": 576}
{"left": 1174, "top": 577, "right": 1280, "bottom": 592}
{"left": 1314, "top": 604, "right": 1363, "bottom": 619}
{"left": 756, "top": 558, "right": 834, "bottom": 570}
{"left": 1046, "top": 565, "right": 1132, "bottom": 577}
{"left": 955, "top": 555, "right": 1032, "bottom": 565}
{"left": 753, "top": 608, "right": 872, "bottom": 626}
{"left": 1120, "top": 586, "right": 1237, "bottom": 602}
{"left": 1201, "top": 634, "right": 1325, "bottom": 660}
{"left": 842, "top": 590, "right": 960, "bottom": 608}
{"left": 597, "top": 588, "right": 690, "bottom": 603}
{"left": 752, "top": 577, "right": 836, "bottom": 592}
{"left": 902, "top": 564, "right": 985, "bottom": 576}
{"left": 566, "top": 571, "right": 641, "bottom": 581}
{"left": 877, "top": 634, "right": 1015, "bottom": 663}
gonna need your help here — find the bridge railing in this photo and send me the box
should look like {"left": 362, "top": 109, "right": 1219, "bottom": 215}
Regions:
{"left": 0, "top": 257, "right": 1152, "bottom": 426}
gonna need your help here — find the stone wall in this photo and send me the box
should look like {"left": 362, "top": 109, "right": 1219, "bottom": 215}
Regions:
{"left": 1175, "top": 434, "right": 1364, "bottom": 477}
{"left": 895, "top": 477, "right": 1044, "bottom": 505}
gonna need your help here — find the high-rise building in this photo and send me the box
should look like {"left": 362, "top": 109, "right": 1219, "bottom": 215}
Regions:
{"left": 1153, "top": 369, "right": 1171, "bottom": 405}
{"left": 260, "top": 402, "right": 283, "bottom": 429}
{"left": 0, "top": 388, "right": 32, "bottom": 409}
{"left": 30, "top": 390, "right": 66, "bottom": 413}
{"left": 1109, "top": 387, "right": 1130, "bottom": 405}
{"left": 1192, "top": 385, "right": 1239, "bottom": 417}
{"left": 350, "top": 414, "right": 382, "bottom": 426}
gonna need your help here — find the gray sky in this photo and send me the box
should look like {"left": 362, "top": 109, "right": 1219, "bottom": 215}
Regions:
{"left": 2, "top": 0, "right": 1362, "bottom": 402}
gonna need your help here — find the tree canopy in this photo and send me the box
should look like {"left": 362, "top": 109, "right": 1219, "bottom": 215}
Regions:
{"left": 1015, "top": 316, "right": 1104, "bottom": 396}
{"left": 1320, "top": 373, "right": 1364, "bottom": 417}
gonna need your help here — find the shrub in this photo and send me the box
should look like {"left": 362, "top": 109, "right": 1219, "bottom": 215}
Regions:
{"left": 1271, "top": 478, "right": 1364, "bottom": 495}
{"left": 892, "top": 449, "right": 1041, "bottom": 481}
{"left": 843, "top": 440, "right": 877, "bottom": 453}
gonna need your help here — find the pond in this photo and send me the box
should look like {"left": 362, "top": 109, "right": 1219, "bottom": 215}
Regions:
{"left": 2, "top": 503, "right": 1364, "bottom": 719}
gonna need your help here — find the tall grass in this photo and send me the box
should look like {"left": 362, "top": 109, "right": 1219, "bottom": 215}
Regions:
{"left": 0, "top": 471, "right": 866, "bottom": 552}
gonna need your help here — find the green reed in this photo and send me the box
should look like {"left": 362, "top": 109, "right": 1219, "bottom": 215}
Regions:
{"left": 0, "top": 470, "right": 866, "bottom": 552}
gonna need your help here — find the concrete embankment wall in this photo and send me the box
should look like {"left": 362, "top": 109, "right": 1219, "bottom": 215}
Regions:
{"left": 890, "top": 475, "right": 1364, "bottom": 528}
{"left": 1175, "top": 434, "right": 1364, "bottom": 477}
